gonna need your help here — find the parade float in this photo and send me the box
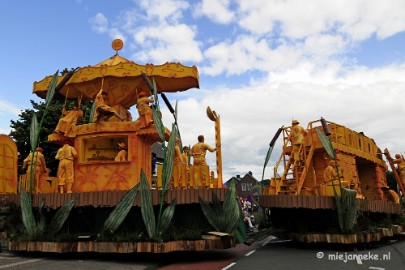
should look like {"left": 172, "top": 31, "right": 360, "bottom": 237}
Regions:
{"left": 1, "top": 40, "right": 404, "bottom": 252}
{"left": 260, "top": 118, "right": 405, "bottom": 244}
{"left": 0, "top": 40, "right": 242, "bottom": 253}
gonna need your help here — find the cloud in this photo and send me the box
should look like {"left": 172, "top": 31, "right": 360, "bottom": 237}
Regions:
{"left": 202, "top": 36, "right": 307, "bottom": 76}
{"left": 0, "top": 128, "right": 11, "bottom": 135}
{"left": 131, "top": 24, "right": 203, "bottom": 63}
{"left": 89, "top": 1, "right": 202, "bottom": 64}
{"left": 0, "top": 100, "right": 21, "bottom": 136}
{"left": 339, "top": 0, "right": 405, "bottom": 40}
{"left": 90, "top": 1, "right": 405, "bottom": 74}
{"left": 84, "top": 1, "right": 405, "bottom": 181}
{"left": 0, "top": 100, "right": 21, "bottom": 116}
{"left": 138, "top": 0, "right": 189, "bottom": 23}
{"left": 237, "top": 0, "right": 405, "bottom": 40}
{"left": 303, "top": 34, "right": 347, "bottom": 57}
{"left": 158, "top": 62, "right": 405, "bottom": 180}
{"left": 89, "top": 13, "right": 109, "bottom": 33}
{"left": 194, "top": 0, "right": 235, "bottom": 24}
{"left": 197, "top": 1, "right": 405, "bottom": 78}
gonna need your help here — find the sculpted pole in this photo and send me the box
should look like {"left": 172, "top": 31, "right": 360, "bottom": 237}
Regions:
{"left": 207, "top": 106, "right": 223, "bottom": 188}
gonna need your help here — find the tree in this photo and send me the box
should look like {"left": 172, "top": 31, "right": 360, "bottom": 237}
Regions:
{"left": 260, "top": 179, "right": 270, "bottom": 187}
{"left": 386, "top": 170, "right": 398, "bottom": 193}
{"left": 9, "top": 99, "right": 93, "bottom": 176}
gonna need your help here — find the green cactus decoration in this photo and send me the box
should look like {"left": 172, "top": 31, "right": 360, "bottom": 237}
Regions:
{"left": 199, "top": 181, "right": 241, "bottom": 234}
{"left": 102, "top": 184, "right": 139, "bottom": 235}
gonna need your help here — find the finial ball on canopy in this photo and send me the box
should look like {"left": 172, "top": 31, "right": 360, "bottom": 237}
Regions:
{"left": 112, "top": 39, "right": 124, "bottom": 52}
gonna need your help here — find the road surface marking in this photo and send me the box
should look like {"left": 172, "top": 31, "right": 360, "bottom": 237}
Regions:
{"left": 0, "top": 255, "right": 15, "bottom": 260}
{"left": 222, "top": 262, "right": 236, "bottom": 270}
{"left": 0, "top": 259, "right": 42, "bottom": 269}
{"left": 369, "top": 267, "right": 385, "bottom": 270}
{"left": 245, "top": 250, "right": 256, "bottom": 256}
{"left": 261, "top": 235, "right": 277, "bottom": 246}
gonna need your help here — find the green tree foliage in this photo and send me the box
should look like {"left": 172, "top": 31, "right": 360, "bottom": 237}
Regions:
{"left": 260, "top": 179, "right": 270, "bottom": 187}
{"left": 386, "top": 171, "right": 399, "bottom": 193}
{"left": 9, "top": 99, "right": 93, "bottom": 176}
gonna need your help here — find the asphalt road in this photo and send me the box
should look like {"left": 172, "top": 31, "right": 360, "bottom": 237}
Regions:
{"left": 1, "top": 236, "right": 404, "bottom": 270}
{"left": 225, "top": 235, "right": 405, "bottom": 270}
{"left": 0, "top": 239, "right": 256, "bottom": 270}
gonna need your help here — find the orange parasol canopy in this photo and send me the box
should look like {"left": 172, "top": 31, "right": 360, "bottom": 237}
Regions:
{"left": 33, "top": 41, "right": 199, "bottom": 108}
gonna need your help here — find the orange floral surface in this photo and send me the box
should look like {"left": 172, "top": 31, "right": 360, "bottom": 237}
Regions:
{"left": 74, "top": 162, "right": 136, "bottom": 192}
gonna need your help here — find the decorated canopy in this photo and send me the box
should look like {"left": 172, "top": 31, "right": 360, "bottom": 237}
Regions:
{"left": 33, "top": 40, "right": 199, "bottom": 108}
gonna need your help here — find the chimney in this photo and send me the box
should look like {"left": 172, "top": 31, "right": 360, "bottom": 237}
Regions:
{"left": 236, "top": 175, "right": 240, "bottom": 179}
{"left": 248, "top": 171, "right": 252, "bottom": 175}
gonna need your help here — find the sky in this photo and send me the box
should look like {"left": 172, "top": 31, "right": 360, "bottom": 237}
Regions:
{"left": 1, "top": 0, "right": 405, "bottom": 182}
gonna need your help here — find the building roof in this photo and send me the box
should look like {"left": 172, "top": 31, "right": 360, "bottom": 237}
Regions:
{"left": 224, "top": 171, "right": 258, "bottom": 186}
{"left": 152, "top": 142, "right": 165, "bottom": 161}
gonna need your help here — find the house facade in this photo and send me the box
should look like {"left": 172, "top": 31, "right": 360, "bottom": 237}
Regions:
{"left": 226, "top": 171, "right": 259, "bottom": 199}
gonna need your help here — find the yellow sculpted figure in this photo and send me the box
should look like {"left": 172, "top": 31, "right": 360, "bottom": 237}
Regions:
{"left": 171, "top": 137, "right": 183, "bottom": 188}
{"left": 93, "top": 90, "right": 123, "bottom": 123}
{"left": 115, "top": 142, "right": 127, "bottom": 161}
{"left": 191, "top": 135, "right": 217, "bottom": 166}
{"left": 136, "top": 92, "right": 154, "bottom": 128}
{"left": 22, "top": 147, "right": 47, "bottom": 192}
{"left": 323, "top": 160, "right": 338, "bottom": 184}
{"left": 288, "top": 119, "right": 308, "bottom": 163}
{"left": 124, "top": 108, "right": 132, "bottom": 122}
{"left": 393, "top": 154, "right": 405, "bottom": 186}
{"left": 382, "top": 186, "right": 400, "bottom": 203}
{"left": 190, "top": 135, "right": 217, "bottom": 188}
{"left": 181, "top": 146, "right": 190, "bottom": 188}
{"left": 56, "top": 143, "right": 78, "bottom": 193}
{"left": 182, "top": 146, "right": 190, "bottom": 170}
{"left": 55, "top": 104, "right": 83, "bottom": 137}
{"left": 322, "top": 160, "right": 350, "bottom": 190}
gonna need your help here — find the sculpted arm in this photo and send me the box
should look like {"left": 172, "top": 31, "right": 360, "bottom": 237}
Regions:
{"left": 72, "top": 147, "right": 78, "bottom": 158}
{"left": 40, "top": 155, "right": 47, "bottom": 173}
{"left": 205, "top": 143, "right": 216, "bottom": 153}
{"left": 22, "top": 155, "right": 29, "bottom": 169}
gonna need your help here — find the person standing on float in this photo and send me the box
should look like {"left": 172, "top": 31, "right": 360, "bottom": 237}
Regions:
{"left": 56, "top": 142, "right": 78, "bottom": 193}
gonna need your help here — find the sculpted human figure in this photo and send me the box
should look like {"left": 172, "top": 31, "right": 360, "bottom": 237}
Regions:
{"left": 323, "top": 160, "right": 338, "bottom": 184}
{"left": 124, "top": 108, "right": 132, "bottom": 122}
{"left": 56, "top": 143, "right": 78, "bottom": 193}
{"left": 22, "top": 147, "right": 47, "bottom": 192}
{"left": 392, "top": 153, "right": 405, "bottom": 186}
{"left": 55, "top": 104, "right": 83, "bottom": 137}
{"left": 182, "top": 146, "right": 190, "bottom": 170}
{"left": 322, "top": 160, "right": 350, "bottom": 190}
{"left": 136, "top": 92, "right": 154, "bottom": 128}
{"left": 381, "top": 186, "right": 400, "bottom": 204}
{"left": 93, "top": 89, "right": 123, "bottom": 123}
{"left": 288, "top": 119, "right": 308, "bottom": 163}
{"left": 181, "top": 146, "right": 190, "bottom": 188}
{"left": 190, "top": 135, "right": 217, "bottom": 166}
{"left": 115, "top": 142, "right": 127, "bottom": 161}
{"left": 173, "top": 138, "right": 182, "bottom": 166}
{"left": 171, "top": 137, "right": 183, "bottom": 188}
